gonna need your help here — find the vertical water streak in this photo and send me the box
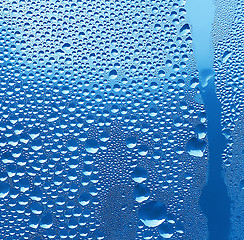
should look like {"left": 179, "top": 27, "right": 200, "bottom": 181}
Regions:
{"left": 185, "top": 0, "right": 231, "bottom": 239}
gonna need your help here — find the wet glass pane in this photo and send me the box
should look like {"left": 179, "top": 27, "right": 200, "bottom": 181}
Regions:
{"left": 0, "top": 0, "right": 243, "bottom": 239}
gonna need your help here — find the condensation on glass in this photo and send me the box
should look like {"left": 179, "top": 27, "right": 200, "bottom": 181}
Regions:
{"left": 0, "top": 0, "right": 243, "bottom": 240}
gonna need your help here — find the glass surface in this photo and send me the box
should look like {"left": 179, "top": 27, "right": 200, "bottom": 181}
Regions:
{"left": 0, "top": 0, "right": 243, "bottom": 239}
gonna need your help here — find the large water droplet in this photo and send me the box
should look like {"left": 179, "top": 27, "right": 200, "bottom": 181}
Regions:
{"left": 85, "top": 139, "right": 99, "bottom": 154}
{"left": 131, "top": 167, "right": 148, "bottom": 183}
{"left": 138, "top": 201, "right": 167, "bottom": 227}
{"left": 158, "top": 222, "right": 174, "bottom": 238}
{"left": 126, "top": 137, "right": 137, "bottom": 149}
{"left": 109, "top": 70, "right": 118, "bottom": 80}
{"left": 186, "top": 137, "right": 207, "bottom": 157}
{"left": 40, "top": 213, "right": 53, "bottom": 229}
{"left": 0, "top": 182, "right": 10, "bottom": 198}
{"left": 133, "top": 183, "right": 150, "bottom": 203}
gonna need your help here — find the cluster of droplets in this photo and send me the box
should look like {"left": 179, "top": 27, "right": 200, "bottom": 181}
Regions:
{"left": 212, "top": 0, "right": 244, "bottom": 239}
{"left": 130, "top": 166, "right": 185, "bottom": 239}
{"left": 0, "top": 0, "right": 209, "bottom": 239}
